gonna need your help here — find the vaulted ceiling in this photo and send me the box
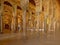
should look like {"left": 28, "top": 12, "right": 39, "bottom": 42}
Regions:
{"left": 4, "top": 1, "right": 12, "bottom": 7}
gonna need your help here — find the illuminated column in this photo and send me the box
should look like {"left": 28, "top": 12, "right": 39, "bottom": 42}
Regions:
{"left": 43, "top": 0, "right": 50, "bottom": 32}
{"left": 51, "top": 0, "right": 56, "bottom": 31}
{"left": 20, "top": 0, "right": 29, "bottom": 36}
{"left": 48, "top": 0, "right": 56, "bottom": 31}
{"left": 0, "top": 1, "right": 4, "bottom": 33}
{"left": 48, "top": 0, "right": 53, "bottom": 31}
{"left": 11, "top": 5, "right": 17, "bottom": 32}
{"left": 35, "top": 12, "right": 40, "bottom": 32}
{"left": 28, "top": 9, "right": 32, "bottom": 30}
{"left": 22, "top": 10, "right": 26, "bottom": 36}
{"left": 35, "top": 0, "right": 42, "bottom": 31}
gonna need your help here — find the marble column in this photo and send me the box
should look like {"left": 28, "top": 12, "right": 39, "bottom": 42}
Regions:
{"left": 20, "top": 0, "right": 29, "bottom": 36}
{"left": 35, "top": 0, "right": 42, "bottom": 31}
{"left": 0, "top": 1, "right": 4, "bottom": 33}
{"left": 51, "top": 0, "right": 56, "bottom": 31}
{"left": 29, "top": 9, "right": 34, "bottom": 31}
{"left": 43, "top": 0, "right": 50, "bottom": 32}
{"left": 11, "top": 5, "right": 17, "bottom": 33}
{"left": 48, "top": 0, "right": 55, "bottom": 31}
{"left": 35, "top": 12, "right": 40, "bottom": 32}
{"left": 28, "top": 11, "right": 31, "bottom": 29}
{"left": 48, "top": 0, "right": 53, "bottom": 31}
{"left": 22, "top": 10, "right": 26, "bottom": 36}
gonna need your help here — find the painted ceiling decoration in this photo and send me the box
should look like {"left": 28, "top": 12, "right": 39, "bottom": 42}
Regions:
{"left": 4, "top": 1, "right": 12, "bottom": 7}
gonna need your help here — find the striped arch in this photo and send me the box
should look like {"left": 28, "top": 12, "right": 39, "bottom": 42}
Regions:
{"left": 4, "top": 1, "right": 12, "bottom": 7}
{"left": 4, "top": 1, "right": 13, "bottom": 7}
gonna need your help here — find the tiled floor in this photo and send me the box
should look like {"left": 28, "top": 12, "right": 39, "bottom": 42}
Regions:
{"left": 0, "top": 30, "right": 60, "bottom": 45}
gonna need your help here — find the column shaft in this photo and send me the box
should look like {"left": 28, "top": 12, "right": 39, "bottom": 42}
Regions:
{"left": 11, "top": 5, "right": 17, "bottom": 32}
{"left": 43, "top": 0, "right": 50, "bottom": 32}
{"left": 22, "top": 10, "right": 26, "bottom": 36}
{"left": 35, "top": 0, "right": 42, "bottom": 31}
{"left": 0, "top": 1, "right": 4, "bottom": 33}
{"left": 35, "top": 12, "right": 40, "bottom": 31}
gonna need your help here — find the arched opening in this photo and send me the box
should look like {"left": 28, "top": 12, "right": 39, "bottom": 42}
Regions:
{"left": 4, "top": 1, "right": 12, "bottom": 7}
{"left": 2, "top": 1, "right": 13, "bottom": 33}
{"left": 16, "top": 6, "right": 23, "bottom": 32}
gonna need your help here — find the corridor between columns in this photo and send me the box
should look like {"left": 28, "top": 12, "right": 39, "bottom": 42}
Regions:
{"left": 0, "top": 0, "right": 60, "bottom": 45}
{"left": 0, "top": 0, "right": 59, "bottom": 34}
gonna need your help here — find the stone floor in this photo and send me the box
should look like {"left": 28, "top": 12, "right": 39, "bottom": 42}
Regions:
{"left": 0, "top": 30, "right": 60, "bottom": 45}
